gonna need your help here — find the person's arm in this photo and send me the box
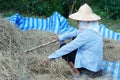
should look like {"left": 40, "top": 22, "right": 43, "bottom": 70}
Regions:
{"left": 58, "top": 30, "right": 78, "bottom": 42}
{"left": 48, "top": 30, "right": 89, "bottom": 59}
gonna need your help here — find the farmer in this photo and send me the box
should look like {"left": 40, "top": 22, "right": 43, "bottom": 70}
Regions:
{"left": 44, "top": 3, "right": 103, "bottom": 79}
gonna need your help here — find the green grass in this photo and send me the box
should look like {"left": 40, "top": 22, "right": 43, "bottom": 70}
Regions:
{"left": 0, "top": 11, "right": 16, "bottom": 18}
{"left": 101, "top": 20, "right": 120, "bottom": 32}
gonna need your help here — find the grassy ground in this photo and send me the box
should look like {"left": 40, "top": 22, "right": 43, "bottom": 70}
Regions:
{"left": 101, "top": 20, "right": 120, "bottom": 32}
{"left": 68, "top": 19, "right": 120, "bottom": 32}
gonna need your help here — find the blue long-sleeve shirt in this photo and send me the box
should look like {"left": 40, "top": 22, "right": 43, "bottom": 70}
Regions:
{"left": 48, "top": 29, "right": 103, "bottom": 72}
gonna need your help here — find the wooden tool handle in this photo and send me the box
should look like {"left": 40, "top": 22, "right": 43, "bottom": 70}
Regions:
{"left": 24, "top": 40, "right": 57, "bottom": 53}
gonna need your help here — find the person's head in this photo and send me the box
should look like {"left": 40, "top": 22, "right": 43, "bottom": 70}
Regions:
{"left": 69, "top": 3, "right": 101, "bottom": 33}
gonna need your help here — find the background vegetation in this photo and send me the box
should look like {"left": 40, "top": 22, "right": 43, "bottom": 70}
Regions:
{"left": 0, "top": 0, "right": 120, "bottom": 20}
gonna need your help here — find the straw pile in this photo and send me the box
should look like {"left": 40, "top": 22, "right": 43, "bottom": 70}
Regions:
{"left": 104, "top": 39, "right": 120, "bottom": 62}
{"left": 0, "top": 17, "right": 73, "bottom": 80}
{"left": 0, "top": 17, "right": 120, "bottom": 80}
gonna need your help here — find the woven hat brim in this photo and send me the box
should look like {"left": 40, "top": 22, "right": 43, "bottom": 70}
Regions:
{"left": 69, "top": 12, "right": 101, "bottom": 21}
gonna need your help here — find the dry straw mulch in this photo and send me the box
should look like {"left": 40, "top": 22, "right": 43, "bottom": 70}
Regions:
{"left": 104, "top": 38, "right": 120, "bottom": 62}
{"left": 0, "top": 17, "right": 72, "bottom": 80}
{"left": 0, "top": 17, "right": 120, "bottom": 80}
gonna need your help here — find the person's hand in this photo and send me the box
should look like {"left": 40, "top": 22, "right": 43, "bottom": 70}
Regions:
{"left": 51, "top": 35, "right": 59, "bottom": 41}
{"left": 43, "top": 58, "right": 51, "bottom": 64}
{"left": 56, "top": 36, "right": 59, "bottom": 41}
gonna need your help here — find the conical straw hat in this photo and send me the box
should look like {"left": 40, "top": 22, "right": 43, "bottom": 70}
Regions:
{"left": 69, "top": 3, "right": 101, "bottom": 21}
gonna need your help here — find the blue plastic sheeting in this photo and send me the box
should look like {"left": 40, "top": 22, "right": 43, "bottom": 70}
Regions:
{"left": 103, "top": 61, "right": 120, "bottom": 80}
{"left": 6, "top": 12, "right": 77, "bottom": 34}
{"left": 6, "top": 12, "right": 120, "bottom": 80}
{"left": 100, "top": 24, "right": 120, "bottom": 41}
{"left": 6, "top": 12, "right": 120, "bottom": 41}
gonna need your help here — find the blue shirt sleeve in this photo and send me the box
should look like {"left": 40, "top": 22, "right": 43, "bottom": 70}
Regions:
{"left": 48, "top": 30, "right": 89, "bottom": 59}
{"left": 59, "top": 30, "right": 78, "bottom": 41}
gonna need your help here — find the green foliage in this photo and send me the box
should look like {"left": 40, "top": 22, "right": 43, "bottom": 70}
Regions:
{"left": 29, "top": 0, "right": 63, "bottom": 16}
{"left": 62, "top": 0, "right": 120, "bottom": 19}
{"left": 0, "top": 0, "right": 29, "bottom": 12}
{"left": 0, "top": 0, "right": 120, "bottom": 19}
{"left": 91, "top": 0, "right": 120, "bottom": 20}
{"left": 104, "top": 0, "right": 120, "bottom": 19}
{"left": 0, "top": 0, "right": 63, "bottom": 17}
